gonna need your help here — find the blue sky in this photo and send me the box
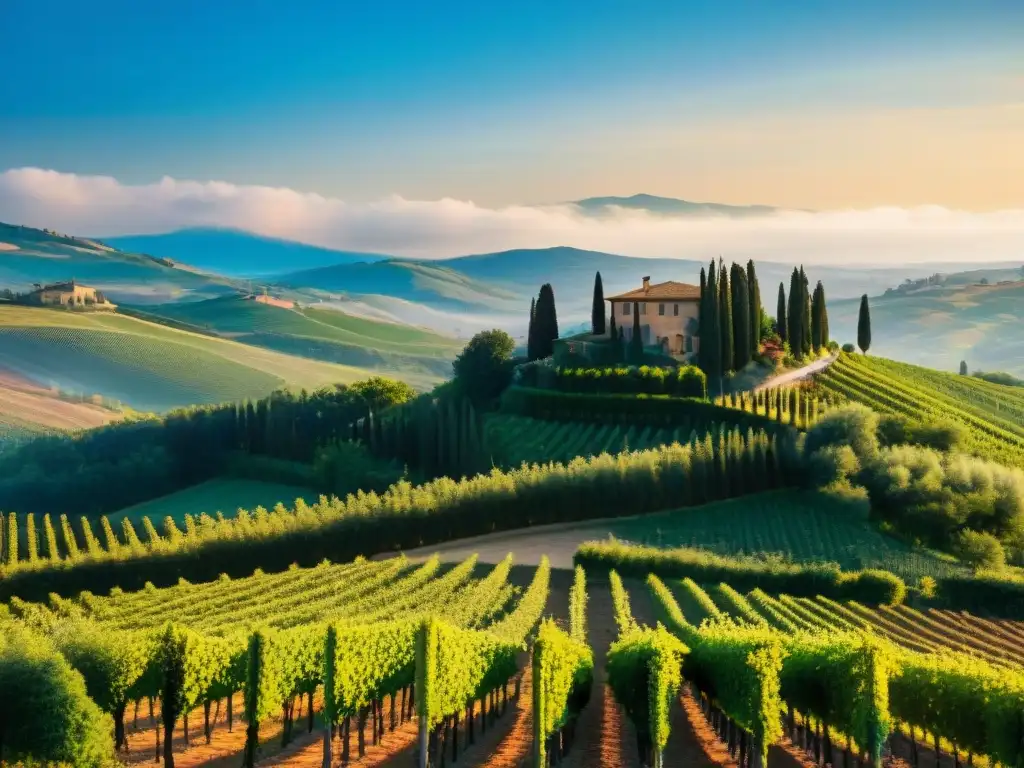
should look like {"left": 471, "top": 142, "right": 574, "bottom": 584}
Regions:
{"left": 1, "top": 0, "right": 1022, "bottom": 208}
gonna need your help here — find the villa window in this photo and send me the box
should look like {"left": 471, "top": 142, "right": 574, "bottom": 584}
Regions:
{"left": 640, "top": 303, "right": 647, "bottom": 315}
{"left": 622, "top": 302, "right": 631, "bottom": 315}
{"left": 658, "top": 303, "right": 665, "bottom": 316}
{"left": 673, "top": 304, "right": 679, "bottom": 316}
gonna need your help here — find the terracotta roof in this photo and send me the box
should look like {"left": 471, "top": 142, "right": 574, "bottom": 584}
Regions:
{"left": 607, "top": 280, "right": 701, "bottom": 301}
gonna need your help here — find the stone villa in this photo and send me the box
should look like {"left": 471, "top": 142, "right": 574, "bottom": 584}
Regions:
{"left": 607, "top": 276, "right": 700, "bottom": 359}
{"left": 28, "top": 280, "right": 116, "bottom": 309}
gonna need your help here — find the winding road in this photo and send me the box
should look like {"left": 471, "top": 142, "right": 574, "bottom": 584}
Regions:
{"left": 753, "top": 353, "right": 837, "bottom": 391}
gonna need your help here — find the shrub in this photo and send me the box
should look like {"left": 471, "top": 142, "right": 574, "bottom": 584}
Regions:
{"left": 878, "top": 415, "right": 966, "bottom": 452}
{"left": 804, "top": 405, "right": 880, "bottom": 461}
{"left": 953, "top": 530, "right": 1006, "bottom": 571}
{"left": 918, "top": 575, "right": 937, "bottom": 599}
{"left": 827, "top": 340, "right": 840, "bottom": 353}
{"left": 859, "top": 447, "right": 1024, "bottom": 560}
{"left": 807, "top": 445, "right": 860, "bottom": 487}
{"left": 842, "top": 343, "right": 856, "bottom": 353}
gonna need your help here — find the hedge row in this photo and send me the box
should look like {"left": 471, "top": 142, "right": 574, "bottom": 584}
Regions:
{"left": 0, "top": 431, "right": 798, "bottom": 601}
{"left": 549, "top": 365, "right": 707, "bottom": 398}
{"left": 575, "top": 540, "right": 907, "bottom": 605}
{"left": 501, "top": 386, "right": 795, "bottom": 436}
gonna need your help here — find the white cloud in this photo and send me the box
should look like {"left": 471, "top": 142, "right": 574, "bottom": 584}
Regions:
{"left": 1, "top": 167, "right": 1022, "bottom": 265}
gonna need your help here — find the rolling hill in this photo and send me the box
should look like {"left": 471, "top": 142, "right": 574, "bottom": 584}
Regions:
{"left": 135, "top": 294, "right": 462, "bottom": 379}
{"left": 829, "top": 269, "right": 1024, "bottom": 376}
{"left": 0, "top": 304, "right": 426, "bottom": 415}
{"left": 0, "top": 222, "right": 238, "bottom": 304}
{"left": 103, "top": 227, "right": 386, "bottom": 277}
{"left": 277, "top": 258, "right": 523, "bottom": 313}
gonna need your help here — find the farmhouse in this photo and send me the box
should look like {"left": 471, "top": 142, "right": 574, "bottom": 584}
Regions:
{"left": 607, "top": 276, "right": 700, "bottom": 358}
{"left": 28, "top": 280, "right": 116, "bottom": 309}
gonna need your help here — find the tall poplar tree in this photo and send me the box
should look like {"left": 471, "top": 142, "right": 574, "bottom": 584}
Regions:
{"left": 591, "top": 271, "right": 606, "bottom": 335}
{"left": 719, "top": 259, "right": 734, "bottom": 373}
{"left": 776, "top": 282, "right": 787, "bottom": 342}
{"left": 858, "top": 294, "right": 872, "bottom": 354}
{"left": 746, "top": 260, "right": 761, "bottom": 348}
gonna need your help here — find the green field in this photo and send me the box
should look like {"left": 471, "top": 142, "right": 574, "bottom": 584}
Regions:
{"left": 0, "top": 305, "right": 423, "bottom": 413}
{"left": 134, "top": 295, "right": 461, "bottom": 379}
{"left": 107, "top": 478, "right": 317, "bottom": 527}
{"left": 600, "top": 490, "right": 964, "bottom": 583}
{"left": 815, "top": 352, "right": 1024, "bottom": 468}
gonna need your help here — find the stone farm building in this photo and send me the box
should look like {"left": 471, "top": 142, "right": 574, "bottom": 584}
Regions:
{"left": 607, "top": 276, "right": 700, "bottom": 359}
{"left": 29, "top": 280, "right": 116, "bottom": 309}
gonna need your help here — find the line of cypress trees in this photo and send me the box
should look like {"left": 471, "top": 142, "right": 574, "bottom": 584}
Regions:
{"left": 800, "top": 267, "right": 811, "bottom": 358}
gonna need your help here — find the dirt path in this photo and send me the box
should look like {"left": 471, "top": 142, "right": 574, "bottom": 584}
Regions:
{"left": 754, "top": 354, "right": 837, "bottom": 391}
{"left": 557, "top": 575, "right": 639, "bottom": 768}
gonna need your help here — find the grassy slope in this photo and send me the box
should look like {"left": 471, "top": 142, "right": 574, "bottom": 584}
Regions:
{"left": 828, "top": 277, "right": 1024, "bottom": 376}
{"left": 108, "top": 478, "right": 317, "bottom": 527}
{"left": 0, "top": 305, "right": 405, "bottom": 413}
{"left": 135, "top": 295, "right": 461, "bottom": 379}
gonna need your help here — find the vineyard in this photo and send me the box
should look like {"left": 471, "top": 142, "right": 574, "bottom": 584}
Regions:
{"left": 1, "top": 552, "right": 556, "bottom": 767}
{"left": 814, "top": 353, "right": 1024, "bottom": 468}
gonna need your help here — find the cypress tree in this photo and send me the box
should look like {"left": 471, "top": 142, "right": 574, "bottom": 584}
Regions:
{"left": 820, "top": 283, "right": 829, "bottom": 349}
{"left": 959, "top": 360, "right": 968, "bottom": 376}
{"left": 535, "top": 283, "right": 559, "bottom": 359}
{"left": 608, "top": 308, "right": 617, "bottom": 344}
{"left": 630, "top": 300, "right": 643, "bottom": 362}
{"left": 858, "top": 294, "right": 872, "bottom": 354}
{"left": 719, "top": 259, "right": 734, "bottom": 372}
{"left": 776, "top": 282, "right": 787, "bottom": 342}
{"left": 787, "top": 268, "right": 802, "bottom": 358}
{"left": 703, "top": 262, "right": 721, "bottom": 382}
{"left": 591, "top": 271, "right": 606, "bottom": 335}
{"left": 811, "top": 282, "right": 824, "bottom": 351}
{"left": 730, "top": 264, "right": 750, "bottom": 369}
{"left": 800, "top": 267, "right": 812, "bottom": 357}
{"left": 527, "top": 297, "right": 537, "bottom": 361}
{"left": 698, "top": 266, "right": 707, "bottom": 365}
{"left": 746, "top": 260, "right": 761, "bottom": 350}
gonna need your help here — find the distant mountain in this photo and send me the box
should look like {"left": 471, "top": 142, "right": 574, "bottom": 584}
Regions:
{"left": 0, "top": 221, "right": 238, "bottom": 304}
{"left": 277, "top": 259, "right": 523, "bottom": 314}
{"left": 572, "top": 193, "right": 779, "bottom": 217}
{"left": 103, "top": 228, "right": 386, "bottom": 278}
